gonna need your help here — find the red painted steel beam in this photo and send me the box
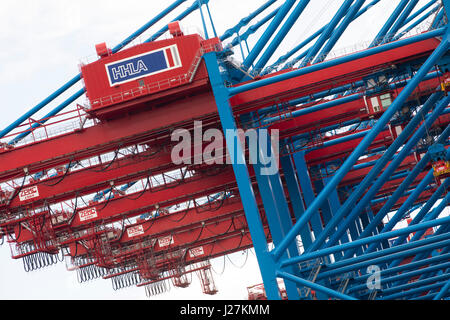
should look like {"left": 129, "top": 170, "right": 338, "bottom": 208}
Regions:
{"left": 229, "top": 38, "right": 440, "bottom": 113}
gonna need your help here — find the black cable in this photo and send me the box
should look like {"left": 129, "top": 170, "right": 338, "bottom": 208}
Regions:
{"left": 92, "top": 149, "right": 121, "bottom": 173}
{"left": 43, "top": 158, "right": 74, "bottom": 187}
{"left": 8, "top": 174, "right": 28, "bottom": 203}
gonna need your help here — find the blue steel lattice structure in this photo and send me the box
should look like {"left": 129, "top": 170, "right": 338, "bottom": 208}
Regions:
{"left": 0, "top": 0, "right": 450, "bottom": 300}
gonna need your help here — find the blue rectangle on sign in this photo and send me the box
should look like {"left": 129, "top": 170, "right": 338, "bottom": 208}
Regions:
{"left": 105, "top": 46, "right": 180, "bottom": 86}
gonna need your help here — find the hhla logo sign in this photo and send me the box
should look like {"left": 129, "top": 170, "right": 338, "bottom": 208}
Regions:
{"left": 171, "top": 121, "right": 280, "bottom": 176}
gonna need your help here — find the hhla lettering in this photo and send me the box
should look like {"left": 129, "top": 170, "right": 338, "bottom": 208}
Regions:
{"left": 171, "top": 121, "right": 280, "bottom": 176}
{"left": 111, "top": 60, "right": 149, "bottom": 81}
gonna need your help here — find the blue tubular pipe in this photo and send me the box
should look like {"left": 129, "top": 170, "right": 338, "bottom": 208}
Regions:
{"left": 253, "top": 0, "right": 310, "bottom": 73}
{"left": 382, "top": 281, "right": 449, "bottom": 300}
{"left": 434, "top": 279, "right": 450, "bottom": 300}
{"left": 325, "top": 94, "right": 450, "bottom": 254}
{"left": 0, "top": 0, "right": 187, "bottom": 141}
{"left": 381, "top": 0, "right": 420, "bottom": 44}
{"left": 242, "top": 0, "right": 296, "bottom": 70}
{"left": 309, "top": 92, "right": 447, "bottom": 252}
{"left": 205, "top": 2, "right": 217, "bottom": 38}
{"left": 359, "top": 129, "right": 450, "bottom": 254}
{"left": 392, "top": 4, "right": 440, "bottom": 41}
{"left": 348, "top": 261, "right": 450, "bottom": 293}
{"left": 314, "top": 0, "right": 366, "bottom": 64}
{"left": 270, "top": 26, "right": 449, "bottom": 261}
{"left": 0, "top": 75, "right": 81, "bottom": 140}
{"left": 379, "top": 177, "right": 450, "bottom": 250}
{"left": 370, "top": 0, "right": 410, "bottom": 47}
{"left": 320, "top": 233, "right": 450, "bottom": 272}
{"left": 351, "top": 252, "right": 450, "bottom": 285}
{"left": 300, "top": 0, "right": 355, "bottom": 68}
{"left": 432, "top": 8, "right": 445, "bottom": 29}
{"left": 229, "top": 7, "right": 281, "bottom": 48}
{"left": 401, "top": 0, "right": 438, "bottom": 27}
{"left": 197, "top": 0, "right": 209, "bottom": 40}
{"left": 277, "top": 0, "right": 381, "bottom": 70}
{"left": 279, "top": 216, "right": 450, "bottom": 268}
{"left": 220, "top": 0, "right": 277, "bottom": 41}
{"left": 276, "top": 271, "right": 358, "bottom": 300}
{"left": 404, "top": 192, "right": 450, "bottom": 246}
{"left": 382, "top": 273, "right": 450, "bottom": 296}
{"left": 316, "top": 237, "right": 450, "bottom": 281}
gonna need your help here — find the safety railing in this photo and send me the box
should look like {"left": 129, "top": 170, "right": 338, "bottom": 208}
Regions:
{"left": 0, "top": 104, "right": 95, "bottom": 149}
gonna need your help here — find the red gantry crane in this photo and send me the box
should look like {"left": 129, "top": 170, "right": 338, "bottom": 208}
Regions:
{"left": 1, "top": 0, "right": 450, "bottom": 300}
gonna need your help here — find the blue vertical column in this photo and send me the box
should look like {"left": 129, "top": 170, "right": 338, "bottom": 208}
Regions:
{"left": 253, "top": 132, "right": 301, "bottom": 300}
{"left": 280, "top": 154, "right": 314, "bottom": 250}
{"left": 203, "top": 52, "right": 281, "bottom": 300}
{"left": 292, "top": 151, "right": 324, "bottom": 240}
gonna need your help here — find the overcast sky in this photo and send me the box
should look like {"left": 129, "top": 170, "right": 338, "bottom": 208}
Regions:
{"left": 0, "top": 0, "right": 437, "bottom": 300}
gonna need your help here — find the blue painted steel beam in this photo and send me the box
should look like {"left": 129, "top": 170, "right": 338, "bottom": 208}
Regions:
{"left": 316, "top": 237, "right": 450, "bottom": 280}
{"left": 314, "top": 0, "right": 366, "bottom": 64}
{"left": 280, "top": 154, "right": 314, "bottom": 250}
{"left": 401, "top": 0, "right": 438, "bottom": 27}
{"left": 276, "top": 271, "right": 358, "bottom": 300}
{"left": 292, "top": 151, "right": 324, "bottom": 239}
{"left": 300, "top": 0, "right": 355, "bottom": 68}
{"left": 279, "top": 216, "right": 450, "bottom": 268}
{"left": 434, "top": 279, "right": 450, "bottom": 300}
{"left": 322, "top": 93, "right": 450, "bottom": 254}
{"left": 382, "top": 281, "right": 448, "bottom": 300}
{"left": 348, "top": 261, "right": 450, "bottom": 293}
{"left": 242, "top": 0, "right": 296, "bottom": 71}
{"left": 205, "top": 2, "right": 217, "bottom": 38}
{"left": 392, "top": 4, "right": 440, "bottom": 41}
{"left": 229, "top": 7, "right": 281, "bottom": 48}
{"left": 277, "top": 0, "right": 381, "bottom": 71}
{"left": 270, "top": 26, "right": 449, "bottom": 262}
{"left": 381, "top": 0, "right": 420, "bottom": 44}
{"left": 370, "top": 0, "right": 410, "bottom": 47}
{"left": 197, "top": 0, "right": 210, "bottom": 40}
{"left": 253, "top": 0, "right": 310, "bottom": 73}
{"left": 350, "top": 252, "right": 450, "bottom": 285}
{"left": 220, "top": 0, "right": 277, "bottom": 41}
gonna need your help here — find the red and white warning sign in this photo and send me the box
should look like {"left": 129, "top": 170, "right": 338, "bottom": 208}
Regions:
{"left": 127, "top": 225, "right": 145, "bottom": 238}
{"left": 79, "top": 208, "right": 98, "bottom": 222}
{"left": 189, "top": 246, "right": 205, "bottom": 258}
{"left": 19, "top": 186, "right": 39, "bottom": 202}
{"left": 158, "top": 235, "right": 174, "bottom": 248}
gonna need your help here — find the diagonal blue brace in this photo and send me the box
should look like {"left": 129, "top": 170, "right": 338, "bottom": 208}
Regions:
{"left": 325, "top": 93, "right": 450, "bottom": 255}
{"left": 271, "top": 26, "right": 450, "bottom": 262}
{"left": 0, "top": 0, "right": 188, "bottom": 141}
{"left": 242, "top": 0, "right": 296, "bottom": 71}
{"left": 300, "top": 0, "right": 355, "bottom": 67}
